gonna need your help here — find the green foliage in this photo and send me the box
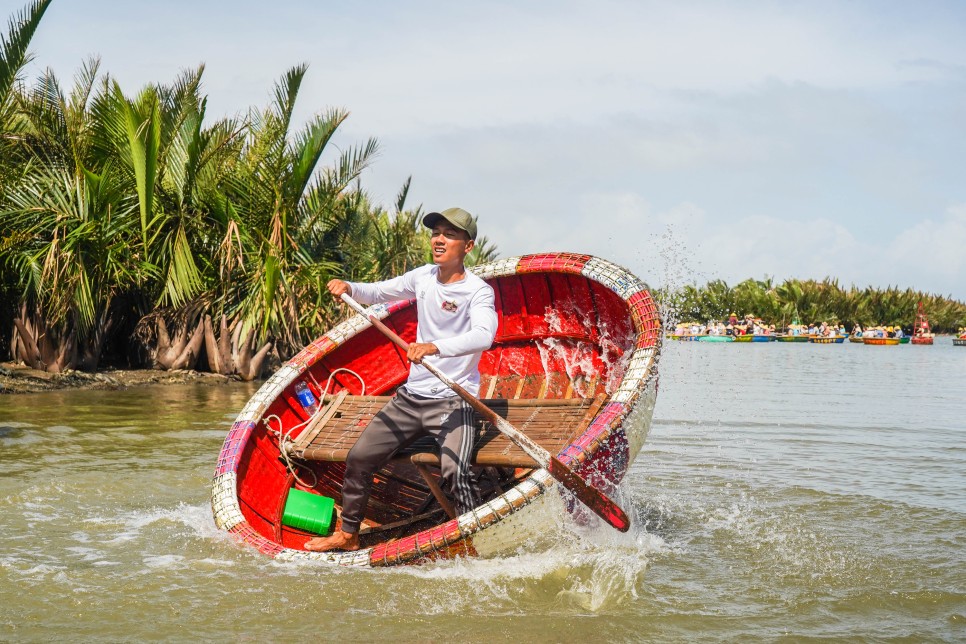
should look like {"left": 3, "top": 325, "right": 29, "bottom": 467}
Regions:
{"left": 674, "top": 277, "right": 966, "bottom": 333}
{"left": 0, "top": 0, "right": 502, "bottom": 371}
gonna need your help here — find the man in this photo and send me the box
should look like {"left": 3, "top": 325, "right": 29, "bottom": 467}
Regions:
{"left": 305, "top": 207, "right": 498, "bottom": 552}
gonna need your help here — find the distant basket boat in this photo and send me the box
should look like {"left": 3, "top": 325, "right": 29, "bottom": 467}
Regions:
{"left": 696, "top": 335, "right": 734, "bottom": 343}
{"left": 775, "top": 334, "right": 809, "bottom": 343}
{"left": 734, "top": 334, "right": 773, "bottom": 342}
{"left": 863, "top": 337, "right": 900, "bottom": 346}
{"left": 668, "top": 334, "right": 703, "bottom": 341}
{"left": 809, "top": 336, "right": 845, "bottom": 344}
{"left": 911, "top": 302, "right": 933, "bottom": 345}
{"left": 210, "top": 253, "right": 661, "bottom": 567}
{"left": 954, "top": 338, "right": 966, "bottom": 347}
{"left": 849, "top": 336, "right": 865, "bottom": 344}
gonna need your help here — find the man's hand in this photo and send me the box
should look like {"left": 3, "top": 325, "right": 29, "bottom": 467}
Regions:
{"left": 407, "top": 342, "right": 439, "bottom": 364}
{"left": 327, "top": 279, "right": 351, "bottom": 299}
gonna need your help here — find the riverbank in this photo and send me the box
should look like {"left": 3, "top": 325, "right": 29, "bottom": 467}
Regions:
{"left": 0, "top": 362, "right": 235, "bottom": 394}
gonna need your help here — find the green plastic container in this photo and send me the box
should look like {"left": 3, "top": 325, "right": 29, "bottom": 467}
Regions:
{"left": 282, "top": 489, "right": 335, "bottom": 535}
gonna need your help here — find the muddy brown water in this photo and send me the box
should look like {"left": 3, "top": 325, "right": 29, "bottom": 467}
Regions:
{"left": 1, "top": 340, "right": 964, "bottom": 641}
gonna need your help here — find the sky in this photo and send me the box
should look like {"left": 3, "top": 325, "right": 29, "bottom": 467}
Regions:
{"left": 15, "top": 0, "right": 966, "bottom": 299}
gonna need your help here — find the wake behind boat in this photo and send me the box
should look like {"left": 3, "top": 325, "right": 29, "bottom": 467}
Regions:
{"left": 211, "top": 253, "right": 661, "bottom": 566}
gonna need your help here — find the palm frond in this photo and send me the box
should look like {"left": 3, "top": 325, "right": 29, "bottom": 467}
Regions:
{"left": 0, "top": 0, "right": 52, "bottom": 106}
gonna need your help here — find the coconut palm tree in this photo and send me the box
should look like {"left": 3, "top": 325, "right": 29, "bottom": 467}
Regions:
{"left": 101, "top": 67, "right": 247, "bottom": 371}
{"left": 202, "top": 64, "right": 379, "bottom": 377}
{"left": 0, "top": 0, "right": 53, "bottom": 354}
{"left": 0, "top": 0, "right": 52, "bottom": 166}
{"left": 2, "top": 159, "right": 141, "bottom": 371}
{"left": 2, "top": 53, "right": 158, "bottom": 371}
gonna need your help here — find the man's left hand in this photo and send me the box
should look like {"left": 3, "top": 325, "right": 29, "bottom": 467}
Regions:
{"left": 407, "top": 342, "right": 439, "bottom": 364}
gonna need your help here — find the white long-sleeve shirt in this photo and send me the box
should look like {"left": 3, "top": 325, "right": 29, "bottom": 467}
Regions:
{"left": 347, "top": 264, "right": 497, "bottom": 397}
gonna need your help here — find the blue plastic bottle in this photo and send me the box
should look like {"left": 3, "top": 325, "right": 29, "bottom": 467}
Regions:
{"left": 294, "top": 380, "right": 319, "bottom": 416}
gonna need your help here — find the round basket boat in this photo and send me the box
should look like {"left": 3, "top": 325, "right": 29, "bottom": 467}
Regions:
{"left": 210, "top": 253, "right": 662, "bottom": 566}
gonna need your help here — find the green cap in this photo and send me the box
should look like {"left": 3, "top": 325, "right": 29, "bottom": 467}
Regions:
{"left": 423, "top": 207, "right": 477, "bottom": 240}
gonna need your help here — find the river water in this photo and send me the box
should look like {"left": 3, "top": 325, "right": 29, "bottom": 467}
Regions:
{"left": 1, "top": 340, "right": 964, "bottom": 641}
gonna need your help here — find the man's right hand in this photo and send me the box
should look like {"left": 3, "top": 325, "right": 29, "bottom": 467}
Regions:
{"left": 327, "top": 279, "right": 351, "bottom": 299}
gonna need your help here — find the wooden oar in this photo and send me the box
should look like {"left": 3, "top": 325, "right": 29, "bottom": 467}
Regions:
{"left": 340, "top": 292, "right": 631, "bottom": 533}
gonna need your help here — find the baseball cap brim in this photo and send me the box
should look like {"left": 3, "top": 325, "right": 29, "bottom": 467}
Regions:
{"left": 422, "top": 207, "right": 477, "bottom": 240}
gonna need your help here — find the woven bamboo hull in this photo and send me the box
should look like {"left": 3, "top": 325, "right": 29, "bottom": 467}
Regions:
{"left": 211, "top": 253, "right": 661, "bottom": 566}
{"left": 775, "top": 335, "right": 809, "bottom": 342}
{"left": 863, "top": 337, "right": 900, "bottom": 345}
{"left": 808, "top": 336, "right": 845, "bottom": 344}
{"left": 910, "top": 337, "right": 933, "bottom": 345}
{"left": 954, "top": 338, "right": 966, "bottom": 347}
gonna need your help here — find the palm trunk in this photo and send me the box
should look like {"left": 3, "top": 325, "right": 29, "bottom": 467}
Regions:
{"left": 11, "top": 303, "right": 77, "bottom": 372}
{"left": 152, "top": 315, "right": 205, "bottom": 371}
{"left": 204, "top": 314, "right": 272, "bottom": 381}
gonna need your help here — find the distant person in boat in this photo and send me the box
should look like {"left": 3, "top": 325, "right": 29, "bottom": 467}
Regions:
{"left": 305, "top": 208, "right": 498, "bottom": 553}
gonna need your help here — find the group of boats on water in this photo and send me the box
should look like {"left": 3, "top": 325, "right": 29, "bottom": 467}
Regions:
{"left": 671, "top": 303, "right": 965, "bottom": 346}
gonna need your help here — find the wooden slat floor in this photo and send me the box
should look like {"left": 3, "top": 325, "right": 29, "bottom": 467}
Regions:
{"left": 287, "top": 393, "right": 608, "bottom": 468}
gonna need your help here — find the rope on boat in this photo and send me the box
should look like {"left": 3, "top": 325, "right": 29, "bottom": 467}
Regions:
{"left": 309, "top": 367, "right": 366, "bottom": 403}
{"left": 270, "top": 368, "right": 368, "bottom": 490}
{"left": 266, "top": 413, "right": 318, "bottom": 489}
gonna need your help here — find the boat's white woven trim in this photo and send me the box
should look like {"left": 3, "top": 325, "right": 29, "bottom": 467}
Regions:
{"left": 457, "top": 468, "right": 552, "bottom": 534}
{"left": 365, "top": 301, "right": 393, "bottom": 319}
{"left": 275, "top": 546, "right": 374, "bottom": 566}
{"left": 325, "top": 313, "right": 373, "bottom": 347}
{"left": 211, "top": 472, "right": 243, "bottom": 531}
{"left": 624, "top": 377, "right": 659, "bottom": 460}
{"left": 240, "top": 366, "right": 295, "bottom": 422}
{"left": 612, "top": 347, "right": 655, "bottom": 404}
{"left": 581, "top": 257, "right": 647, "bottom": 299}
{"left": 471, "top": 257, "right": 520, "bottom": 279}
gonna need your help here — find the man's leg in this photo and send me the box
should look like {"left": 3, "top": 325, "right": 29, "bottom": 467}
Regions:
{"left": 432, "top": 397, "right": 481, "bottom": 515}
{"left": 305, "top": 392, "right": 421, "bottom": 552}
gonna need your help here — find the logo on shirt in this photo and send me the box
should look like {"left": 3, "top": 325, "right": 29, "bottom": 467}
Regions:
{"left": 441, "top": 300, "right": 458, "bottom": 313}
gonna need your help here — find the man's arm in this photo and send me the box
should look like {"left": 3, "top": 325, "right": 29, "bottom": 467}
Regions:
{"left": 327, "top": 269, "right": 422, "bottom": 306}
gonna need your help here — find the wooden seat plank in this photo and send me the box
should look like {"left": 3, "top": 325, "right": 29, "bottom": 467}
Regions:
{"left": 286, "top": 394, "right": 607, "bottom": 469}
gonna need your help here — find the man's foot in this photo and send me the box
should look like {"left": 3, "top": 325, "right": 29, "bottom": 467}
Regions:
{"left": 304, "top": 530, "right": 360, "bottom": 552}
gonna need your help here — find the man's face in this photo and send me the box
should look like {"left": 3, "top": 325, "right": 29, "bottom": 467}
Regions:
{"left": 431, "top": 221, "right": 474, "bottom": 266}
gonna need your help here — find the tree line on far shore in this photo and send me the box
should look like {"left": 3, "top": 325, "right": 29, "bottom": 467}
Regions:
{"left": 0, "top": 0, "right": 497, "bottom": 378}
{"left": 668, "top": 277, "right": 966, "bottom": 333}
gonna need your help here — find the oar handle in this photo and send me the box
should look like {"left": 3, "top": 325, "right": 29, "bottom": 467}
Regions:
{"left": 339, "top": 291, "right": 631, "bottom": 532}
{"left": 341, "top": 292, "right": 409, "bottom": 352}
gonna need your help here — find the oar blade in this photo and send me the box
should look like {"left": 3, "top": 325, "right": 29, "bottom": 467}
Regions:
{"left": 548, "top": 456, "right": 631, "bottom": 532}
